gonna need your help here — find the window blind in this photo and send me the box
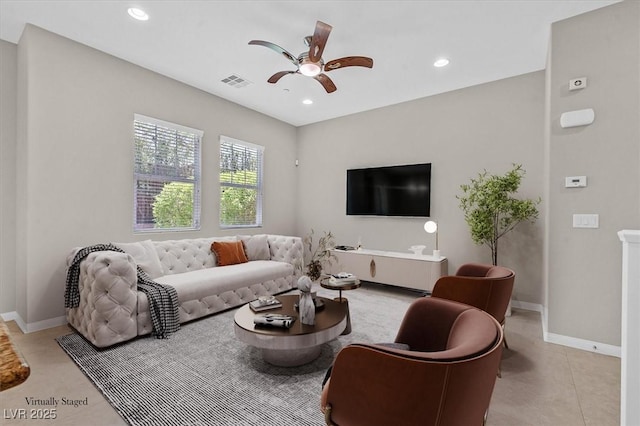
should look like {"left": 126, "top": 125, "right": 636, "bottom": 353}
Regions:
{"left": 219, "top": 136, "right": 264, "bottom": 227}
{"left": 133, "top": 114, "right": 202, "bottom": 232}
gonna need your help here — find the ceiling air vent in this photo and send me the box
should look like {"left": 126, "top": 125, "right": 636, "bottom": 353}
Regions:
{"left": 221, "top": 75, "right": 252, "bottom": 88}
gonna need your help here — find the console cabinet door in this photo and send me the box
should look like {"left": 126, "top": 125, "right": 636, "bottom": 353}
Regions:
{"left": 370, "top": 255, "right": 432, "bottom": 291}
{"left": 330, "top": 251, "right": 374, "bottom": 279}
{"left": 329, "top": 250, "right": 447, "bottom": 292}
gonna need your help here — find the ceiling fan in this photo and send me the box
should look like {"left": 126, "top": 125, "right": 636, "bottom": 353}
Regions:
{"left": 248, "top": 21, "right": 373, "bottom": 93}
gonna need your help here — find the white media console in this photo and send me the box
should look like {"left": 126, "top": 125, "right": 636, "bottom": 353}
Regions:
{"left": 328, "top": 248, "right": 448, "bottom": 293}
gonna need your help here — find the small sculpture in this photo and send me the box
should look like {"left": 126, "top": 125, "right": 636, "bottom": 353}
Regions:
{"left": 297, "top": 275, "right": 315, "bottom": 325}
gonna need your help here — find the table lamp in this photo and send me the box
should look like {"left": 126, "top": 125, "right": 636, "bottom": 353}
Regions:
{"left": 424, "top": 220, "right": 440, "bottom": 258}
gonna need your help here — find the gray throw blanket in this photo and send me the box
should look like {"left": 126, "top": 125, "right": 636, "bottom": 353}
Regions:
{"left": 65, "top": 244, "right": 180, "bottom": 339}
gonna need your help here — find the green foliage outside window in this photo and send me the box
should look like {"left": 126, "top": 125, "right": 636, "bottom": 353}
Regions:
{"left": 220, "top": 187, "right": 257, "bottom": 226}
{"left": 151, "top": 169, "right": 259, "bottom": 228}
{"left": 152, "top": 182, "right": 194, "bottom": 228}
{"left": 219, "top": 170, "right": 258, "bottom": 226}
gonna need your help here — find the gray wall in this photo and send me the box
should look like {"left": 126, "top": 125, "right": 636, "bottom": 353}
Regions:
{"left": 8, "top": 25, "right": 298, "bottom": 327}
{"left": 296, "top": 71, "right": 546, "bottom": 305}
{"left": 545, "top": 0, "right": 640, "bottom": 347}
{"left": 0, "top": 40, "right": 17, "bottom": 314}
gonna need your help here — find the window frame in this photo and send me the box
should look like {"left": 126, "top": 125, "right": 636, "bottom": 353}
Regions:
{"left": 133, "top": 114, "right": 203, "bottom": 233}
{"left": 219, "top": 135, "right": 264, "bottom": 229}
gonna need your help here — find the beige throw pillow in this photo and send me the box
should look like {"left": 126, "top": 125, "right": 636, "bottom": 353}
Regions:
{"left": 239, "top": 234, "right": 271, "bottom": 261}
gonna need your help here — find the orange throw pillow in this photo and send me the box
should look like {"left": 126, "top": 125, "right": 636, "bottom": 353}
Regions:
{"left": 211, "top": 241, "right": 248, "bottom": 266}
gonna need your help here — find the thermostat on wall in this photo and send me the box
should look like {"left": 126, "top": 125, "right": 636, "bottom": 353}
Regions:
{"left": 565, "top": 176, "right": 587, "bottom": 188}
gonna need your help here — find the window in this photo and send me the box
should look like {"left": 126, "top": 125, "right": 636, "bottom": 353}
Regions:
{"left": 219, "top": 136, "right": 264, "bottom": 228}
{"left": 133, "top": 114, "right": 202, "bottom": 232}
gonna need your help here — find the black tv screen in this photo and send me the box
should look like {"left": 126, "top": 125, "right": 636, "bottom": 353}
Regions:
{"left": 346, "top": 163, "right": 431, "bottom": 217}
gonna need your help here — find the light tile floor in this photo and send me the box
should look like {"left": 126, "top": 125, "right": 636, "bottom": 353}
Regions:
{"left": 0, "top": 294, "right": 620, "bottom": 425}
{"left": 489, "top": 308, "right": 620, "bottom": 426}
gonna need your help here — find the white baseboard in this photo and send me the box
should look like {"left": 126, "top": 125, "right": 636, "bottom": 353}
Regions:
{"left": 508, "top": 302, "right": 621, "bottom": 358}
{"left": 544, "top": 331, "right": 621, "bottom": 358}
{"left": 1, "top": 311, "right": 67, "bottom": 334}
{"left": 1, "top": 311, "right": 27, "bottom": 332}
{"left": 511, "top": 300, "right": 543, "bottom": 312}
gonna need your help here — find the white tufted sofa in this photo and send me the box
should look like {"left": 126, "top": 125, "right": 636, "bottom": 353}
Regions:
{"left": 66, "top": 235, "right": 303, "bottom": 348}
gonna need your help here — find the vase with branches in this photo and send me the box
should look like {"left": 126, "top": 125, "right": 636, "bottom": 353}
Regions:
{"left": 457, "top": 164, "right": 540, "bottom": 266}
{"left": 303, "top": 229, "right": 337, "bottom": 281}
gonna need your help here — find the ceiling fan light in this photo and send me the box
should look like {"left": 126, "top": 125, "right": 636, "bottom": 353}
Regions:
{"left": 299, "top": 63, "right": 321, "bottom": 77}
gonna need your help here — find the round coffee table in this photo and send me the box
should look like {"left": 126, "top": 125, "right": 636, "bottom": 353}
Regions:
{"left": 234, "top": 294, "right": 348, "bottom": 367}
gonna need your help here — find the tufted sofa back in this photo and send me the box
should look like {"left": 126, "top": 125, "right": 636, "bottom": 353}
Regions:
{"left": 153, "top": 237, "right": 235, "bottom": 275}
{"left": 151, "top": 235, "right": 304, "bottom": 276}
{"left": 267, "top": 235, "right": 303, "bottom": 265}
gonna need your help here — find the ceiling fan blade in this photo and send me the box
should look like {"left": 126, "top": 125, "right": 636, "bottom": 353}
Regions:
{"left": 308, "top": 21, "right": 332, "bottom": 63}
{"left": 324, "top": 56, "right": 374, "bottom": 71}
{"left": 268, "top": 71, "right": 298, "bottom": 84}
{"left": 314, "top": 74, "right": 337, "bottom": 93}
{"left": 248, "top": 40, "right": 298, "bottom": 66}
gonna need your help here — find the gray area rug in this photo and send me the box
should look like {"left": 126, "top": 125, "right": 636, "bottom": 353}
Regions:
{"left": 56, "top": 284, "right": 418, "bottom": 426}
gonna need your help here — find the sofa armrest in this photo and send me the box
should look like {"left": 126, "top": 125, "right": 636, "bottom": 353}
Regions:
{"left": 66, "top": 251, "right": 138, "bottom": 347}
{"left": 267, "top": 235, "right": 304, "bottom": 275}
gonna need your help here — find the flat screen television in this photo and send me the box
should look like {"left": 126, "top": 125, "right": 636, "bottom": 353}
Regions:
{"left": 346, "top": 163, "right": 431, "bottom": 217}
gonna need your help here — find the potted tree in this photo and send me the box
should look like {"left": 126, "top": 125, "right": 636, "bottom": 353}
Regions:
{"left": 458, "top": 164, "right": 540, "bottom": 266}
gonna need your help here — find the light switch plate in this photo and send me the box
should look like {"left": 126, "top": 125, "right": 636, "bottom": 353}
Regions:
{"left": 573, "top": 214, "right": 599, "bottom": 228}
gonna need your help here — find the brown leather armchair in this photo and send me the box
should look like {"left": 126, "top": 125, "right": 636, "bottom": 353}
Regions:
{"left": 431, "top": 263, "right": 515, "bottom": 349}
{"left": 320, "top": 297, "right": 503, "bottom": 426}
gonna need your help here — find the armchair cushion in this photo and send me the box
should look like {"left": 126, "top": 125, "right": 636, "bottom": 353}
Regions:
{"left": 393, "top": 299, "right": 499, "bottom": 360}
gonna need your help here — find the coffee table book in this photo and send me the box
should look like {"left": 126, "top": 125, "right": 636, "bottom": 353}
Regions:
{"left": 249, "top": 297, "right": 282, "bottom": 312}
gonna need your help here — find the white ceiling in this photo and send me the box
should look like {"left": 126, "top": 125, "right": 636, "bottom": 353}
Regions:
{"left": 0, "top": 0, "right": 618, "bottom": 127}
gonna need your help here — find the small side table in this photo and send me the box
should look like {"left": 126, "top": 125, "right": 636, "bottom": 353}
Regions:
{"left": 320, "top": 276, "right": 361, "bottom": 335}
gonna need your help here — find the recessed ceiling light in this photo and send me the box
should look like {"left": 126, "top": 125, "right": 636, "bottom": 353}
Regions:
{"left": 433, "top": 58, "right": 450, "bottom": 68}
{"left": 127, "top": 8, "right": 149, "bottom": 21}
{"left": 302, "top": 99, "right": 313, "bottom": 105}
